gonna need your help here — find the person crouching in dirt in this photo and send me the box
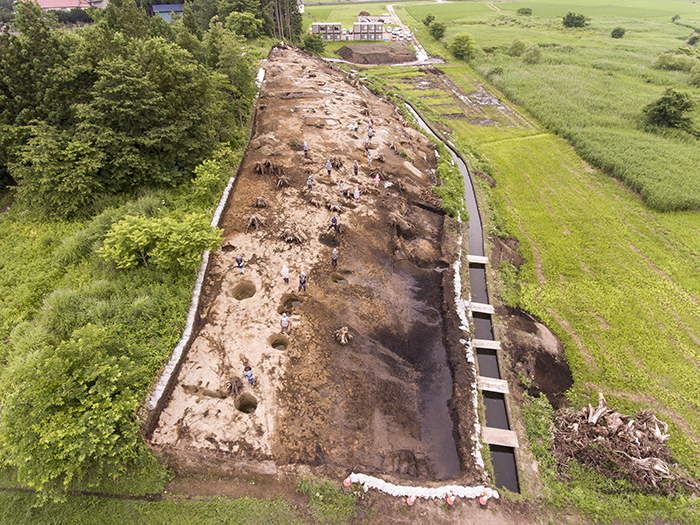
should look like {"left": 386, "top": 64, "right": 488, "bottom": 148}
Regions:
{"left": 298, "top": 272, "right": 307, "bottom": 293}
{"left": 280, "top": 313, "right": 291, "bottom": 334}
{"left": 327, "top": 215, "right": 338, "bottom": 232}
{"left": 331, "top": 248, "right": 338, "bottom": 268}
{"left": 244, "top": 366, "right": 254, "bottom": 385}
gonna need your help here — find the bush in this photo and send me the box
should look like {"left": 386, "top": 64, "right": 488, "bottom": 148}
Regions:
{"left": 517, "top": 8, "right": 532, "bottom": 16}
{"left": 690, "top": 64, "right": 700, "bottom": 86}
{"left": 448, "top": 33, "right": 477, "bottom": 60}
{"left": 611, "top": 26, "right": 626, "bottom": 39}
{"left": 689, "top": 35, "right": 699, "bottom": 46}
{"left": 563, "top": 12, "right": 587, "bottom": 28}
{"left": 653, "top": 53, "right": 698, "bottom": 72}
{"left": 0, "top": 324, "right": 145, "bottom": 497}
{"left": 99, "top": 213, "right": 222, "bottom": 271}
{"left": 522, "top": 43, "right": 542, "bottom": 64}
{"left": 508, "top": 38, "right": 527, "bottom": 57}
{"left": 428, "top": 20, "right": 446, "bottom": 40}
{"left": 302, "top": 34, "right": 324, "bottom": 55}
{"left": 423, "top": 13, "right": 434, "bottom": 27}
{"left": 642, "top": 88, "right": 695, "bottom": 132}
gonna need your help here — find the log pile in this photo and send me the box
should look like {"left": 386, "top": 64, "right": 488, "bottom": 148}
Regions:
{"left": 553, "top": 393, "right": 700, "bottom": 494}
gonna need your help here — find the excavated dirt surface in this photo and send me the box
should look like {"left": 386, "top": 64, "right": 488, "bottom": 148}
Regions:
{"left": 336, "top": 43, "right": 416, "bottom": 64}
{"left": 150, "top": 45, "right": 485, "bottom": 496}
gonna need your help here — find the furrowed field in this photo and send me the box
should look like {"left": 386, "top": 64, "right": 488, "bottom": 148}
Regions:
{"left": 364, "top": 16, "right": 700, "bottom": 516}
{"left": 399, "top": 0, "right": 700, "bottom": 211}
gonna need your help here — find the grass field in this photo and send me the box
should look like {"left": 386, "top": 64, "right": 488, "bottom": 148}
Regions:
{"left": 364, "top": 43, "right": 700, "bottom": 519}
{"left": 396, "top": 1, "right": 700, "bottom": 212}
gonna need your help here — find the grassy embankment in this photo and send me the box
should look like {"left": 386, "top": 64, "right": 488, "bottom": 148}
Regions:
{"left": 362, "top": 1, "right": 700, "bottom": 522}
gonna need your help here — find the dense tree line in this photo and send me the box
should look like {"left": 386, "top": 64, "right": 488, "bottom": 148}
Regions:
{"left": 0, "top": 0, "right": 260, "bottom": 219}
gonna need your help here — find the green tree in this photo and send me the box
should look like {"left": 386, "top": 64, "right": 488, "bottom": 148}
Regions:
{"left": 423, "top": 13, "right": 434, "bottom": 27}
{"left": 302, "top": 33, "right": 325, "bottom": 54}
{"left": 517, "top": 7, "right": 532, "bottom": 16}
{"left": 448, "top": 32, "right": 476, "bottom": 60}
{"left": 217, "top": 29, "right": 258, "bottom": 128}
{"left": 642, "top": 88, "right": 696, "bottom": 132}
{"left": 563, "top": 12, "right": 587, "bottom": 28}
{"left": 182, "top": 1, "right": 203, "bottom": 40}
{"left": 225, "top": 10, "right": 264, "bottom": 39}
{"left": 102, "top": 0, "right": 149, "bottom": 39}
{"left": 0, "top": 324, "right": 144, "bottom": 497}
{"left": 428, "top": 20, "right": 446, "bottom": 40}
{"left": 611, "top": 27, "right": 626, "bottom": 39}
{"left": 10, "top": 124, "right": 104, "bottom": 219}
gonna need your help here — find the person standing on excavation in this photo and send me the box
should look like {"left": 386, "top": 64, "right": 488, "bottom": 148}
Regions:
{"left": 298, "top": 272, "right": 307, "bottom": 293}
{"left": 307, "top": 174, "right": 313, "bottom": 190}
{"left": 327, "top": 215, "right": 338, "bottom": 232}
{"left": 236, "top": 255, "right": 243, "bottom": 274}
{"left": 353, "top": 159, "right": 359, "bottom": 177}
{"left": 280, "top": 313, "right": 291, "bottom": 334}
{"left": 281, "top": 264, "right": 289, "bottom": 284}
{"left": 303, "top": 141, "right": 308, "bottom": 157}
{"left": 331, "top": 248, "right": 338, "bottom": 268}
{"left": 325, "top": 159, "right": 332, "bottom": 176}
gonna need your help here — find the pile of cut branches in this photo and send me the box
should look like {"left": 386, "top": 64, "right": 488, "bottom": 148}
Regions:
{"left": 553, "top": 393, "right": 700, "bottom": 494}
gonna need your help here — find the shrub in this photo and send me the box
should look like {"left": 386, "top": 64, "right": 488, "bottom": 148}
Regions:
{"left": 423, "top": 13, "right": 435, "bottom": 27}
{"left": 99, "top": 213, "right": 222, "bottom": 272}
{"left": 302, "top": 34, "right": 325, "bottom": 54}
{"left": 611, "top": 26, "right": 626, "bottom": 39}
{"left": 517, "top": 8, "right": 532, "bottom": 16}
{"left": 690, "top": 64, "right": 700, "bottom": 86}
{"left": 448, "top": 33, "right": 477, "bottom": 60}
{"left": 642, "top": 88, "right": 695, "bottom": 132}
{"left": 689, "top": 35, "right": 699, "bottom": 46}
{"left": 522, "top": 43, "right": 542, "bottom": 64}
{"left": 563, "top": 12, "right": 587, "bottom": 28}
{"left": 428, "top": 20, "right": 446, "bottom": 40}
{"left": 653, "top": 53, "right": 698, "bottom": 71}
{"left": 508, "top": 38, "right": 527, "bottom": 57}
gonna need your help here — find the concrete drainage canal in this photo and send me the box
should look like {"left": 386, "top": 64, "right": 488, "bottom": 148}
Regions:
{"left": 407, "top": 103, "right": 521, "bottom": 494}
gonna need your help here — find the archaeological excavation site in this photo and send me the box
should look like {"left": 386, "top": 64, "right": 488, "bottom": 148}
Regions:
{"left": 142, "top": 45, "right": 536, "bottom": 509}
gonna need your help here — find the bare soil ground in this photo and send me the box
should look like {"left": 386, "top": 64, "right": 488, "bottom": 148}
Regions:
{"left": 336, "top": 43, "right": 416, "bottom": 65}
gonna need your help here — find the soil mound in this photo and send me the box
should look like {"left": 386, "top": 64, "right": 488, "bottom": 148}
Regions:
{"left": 336, "top": 43, "right": 416, "bottom": 64}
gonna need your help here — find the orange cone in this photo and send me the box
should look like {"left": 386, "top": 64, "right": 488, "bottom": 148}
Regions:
{"left": 407, "top": 495, "right": 416, "bottom": 506}
{"left": 343, "top": 476, "right": 352, "bottom": 487}
{"left": 446, "top": 495, "right": 456, "bottom": 505}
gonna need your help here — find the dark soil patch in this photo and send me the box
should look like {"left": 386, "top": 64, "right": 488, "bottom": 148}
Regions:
{"left": 336, "top": 43, "right": 416, "bottom": 64}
